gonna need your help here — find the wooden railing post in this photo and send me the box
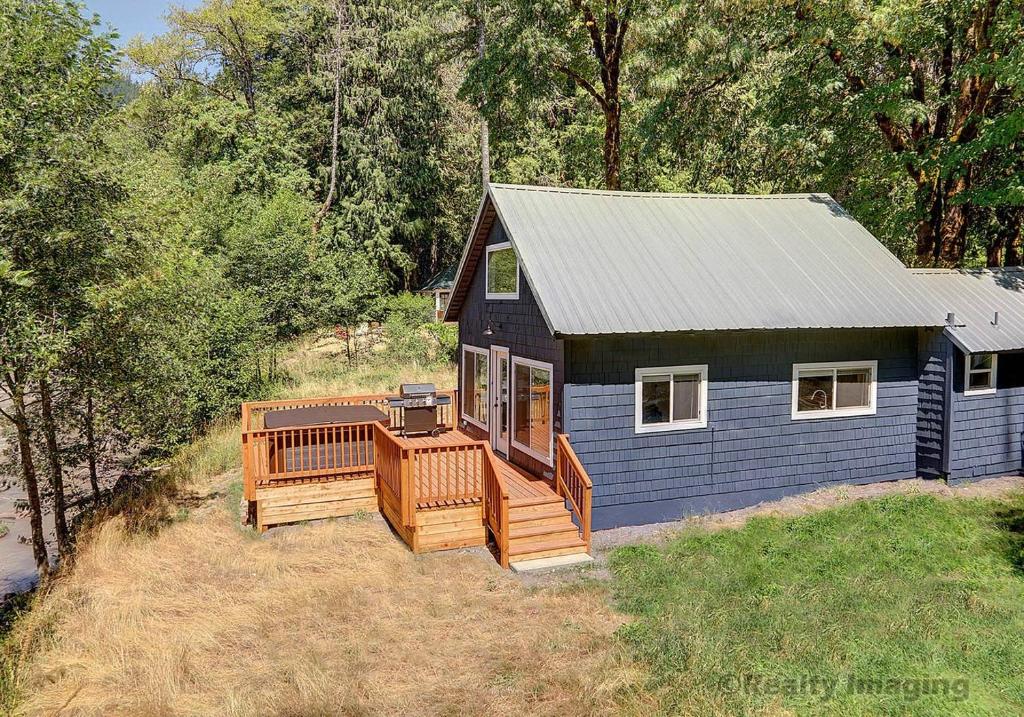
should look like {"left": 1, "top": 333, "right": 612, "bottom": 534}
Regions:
{"left": 401, "top": 448, "right": 415, "bottom": 527}
{"left": 500, "top": 491, "right": 510, "bottom": 568}
{"left": 241, "top": 431, "right": 253, "bottom": 503}
{"left": 582, "top": 482, "right": 592, "bottom": 552}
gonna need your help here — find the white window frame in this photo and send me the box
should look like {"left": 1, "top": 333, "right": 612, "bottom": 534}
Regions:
{"left": 634, "top": 365, "right": 709, "bottom": 433}
{"left": 485, "top": 241, "right": 519, "bottom": 300}
{"left": 510, "top": 356, "right": 554, "bottom": 466}
{"left": 461, "top": 344, "right": 489, "bottom": 430}
{"left": 964, "top": 353, "right": 997, "bottom": 396}
{"left": 791, "top": 360, "right": 878, "bottom": 420}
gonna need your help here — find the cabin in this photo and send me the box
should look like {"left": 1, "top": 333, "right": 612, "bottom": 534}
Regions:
{"left": 418, "top": 265, "right": 456, "bottom": 321}
{"left": 444, "top": 185, "right": 948, "bottom": 528}
{"left": 240, "top": 184, "right": 1024, "bottom": 569}
{"left": 914, "top": 268, "right": 1024, "bottom": 484}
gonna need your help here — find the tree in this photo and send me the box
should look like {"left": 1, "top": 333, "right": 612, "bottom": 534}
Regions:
{"left": 781, "top": 0, "right": 1024, "bottom": 265}
{"left": 0, "top": 0, "right": 122, "bottom": 574}
{"left": 468, "top": 0, "right": 644, "bottom": 190}
{"left": 129, "top": 0, "right": 283, "bottom": 113}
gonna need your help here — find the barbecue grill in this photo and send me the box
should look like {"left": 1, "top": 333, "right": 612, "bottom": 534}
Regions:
{"left": 388, "top": 383, "right": 451, "bottom": 436}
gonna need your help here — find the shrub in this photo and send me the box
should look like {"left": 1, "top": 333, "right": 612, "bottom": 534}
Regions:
{"left": 381, "top": 293, "right": 455, "bottom": 367}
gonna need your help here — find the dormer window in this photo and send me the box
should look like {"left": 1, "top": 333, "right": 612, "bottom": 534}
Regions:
{"left": 485, "top": 242, "right": 519, "bottom": 299}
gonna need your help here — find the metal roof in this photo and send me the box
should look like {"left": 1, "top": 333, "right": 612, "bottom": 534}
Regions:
{"left": 912, "top": 268, "right": 1024, "bottom": 353}
{"left": 475, "top": 184, "right": 941, "bottom": 336}
{"left": 419, "top": 264, "right": 457, "bottom": 292}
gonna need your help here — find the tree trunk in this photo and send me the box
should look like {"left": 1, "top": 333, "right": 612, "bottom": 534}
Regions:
{"left": 84, "top": 391, "right": 101, "bottom": 505}
{"left": 477, "top": 0, "right": 490, "bottom": 187}
{"left": 39, "top": 377, "right": 71, "bottom": 560}
{"left": 998, "top": 206, "right": 1023, "bottom": 267}
{"left": 603, "top": 104, "right": 622, "bottom": 190}
{"left": 937, "top": 176, "right": 970, "bottom": 263}
{"left": 11, "top": 380, "right": 50, "bottom": 579}
{"left": 314, "top": 0, "right": 346, "bottom": 233}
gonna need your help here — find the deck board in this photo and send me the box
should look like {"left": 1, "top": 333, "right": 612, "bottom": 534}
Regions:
{"left": 398, "top": 429, "right": 557, "bottom": 509}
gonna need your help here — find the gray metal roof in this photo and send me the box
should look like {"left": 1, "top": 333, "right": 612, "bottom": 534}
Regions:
{"left": 419, "top": 264, "right": 457, "bottom": 292}
{"left": 484, "top": 184, "right": 941, "bottom": 336}
{"left": 912, "top": 268, "right": 1024, "bottom": 353}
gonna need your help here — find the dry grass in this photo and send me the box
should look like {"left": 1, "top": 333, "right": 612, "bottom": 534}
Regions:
{"left": 10, "top": 476, "right": 643, "bottom": 716}
{"left": 4, "top": 340, "right": 647, "bottom": 716}
{"left": 275, "top": 334, "right": 457, "bottom": 401}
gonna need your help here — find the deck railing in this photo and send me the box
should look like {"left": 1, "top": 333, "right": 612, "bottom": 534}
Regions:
{"left": 410, "top": 440, "right": 484, "bottom": 507}
{"left": 373, "top": 422, "right": 415, "bottom": 525}
{"left": 242, "top": 421, "right": 377, "bottom": 501}
{"left": 555, "top": 434, "right": 593, "bottom": 551}
{"left": 242, "top": 390, "right": 459, "bottom": 433}
{"left": 370, "top": 427, "right": 511, "bottom": 559}
{"left": 482, "top": 443, "right": 511, "bottom": 567}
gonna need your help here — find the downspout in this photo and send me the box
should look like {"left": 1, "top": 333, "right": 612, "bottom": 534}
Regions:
{"left": 940, "top": 339, "right": 953, "bottom": 478}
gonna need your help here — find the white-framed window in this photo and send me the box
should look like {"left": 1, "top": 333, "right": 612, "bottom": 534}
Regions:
{"left": 634, "top": 365, "right": 709, "bottom": 433}
{"left": 964, "top": 353, "right": 997, "bottom": 396}
{"left": 461, "top": 344, "right": 489, "bottom": 428}
{"left": 511, "top": 357, "right": 553, "bottom": 465}
{"left": 791, "top": 360, "right": 877, "bottom": 420}
{"left": 485, "top": 242, "right": 519, "bottom": 299}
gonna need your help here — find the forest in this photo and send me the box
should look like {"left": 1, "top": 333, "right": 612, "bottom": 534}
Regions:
{"left": 1, "top": 0, "right": 1022, "bottom": 581}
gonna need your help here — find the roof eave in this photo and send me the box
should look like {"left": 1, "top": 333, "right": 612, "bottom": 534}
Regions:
{"left": 442, "top": 189, "right": 491, "bottom": 323}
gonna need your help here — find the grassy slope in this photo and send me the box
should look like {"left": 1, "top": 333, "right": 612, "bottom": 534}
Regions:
{"left": 611, "top": 494, "right": 1024, "bottom": 716}
{"left": 5, "top": 335, "right": 1024, "bottom": 715}
{"left": 1, "top": 337, "right": 641, "bottom": 716}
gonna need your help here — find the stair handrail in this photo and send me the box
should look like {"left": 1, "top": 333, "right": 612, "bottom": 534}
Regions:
{"left": 555, "top": 434, "right": 593, "bottom": 551}
{"left": 481, "top": 443, "right": 511, "bottom": 568}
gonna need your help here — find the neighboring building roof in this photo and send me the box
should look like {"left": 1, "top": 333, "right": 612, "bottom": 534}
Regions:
{"left": 419, "top": 265, "right": 457, "bottom": 292}
{"left": 912, "top": 268, "right": 1024, "bottom": 353}
{"left": 446, "top": 184, "right": 942, "bottom": 335}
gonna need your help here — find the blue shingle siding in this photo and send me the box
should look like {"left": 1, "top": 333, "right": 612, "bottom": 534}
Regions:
{"left": 947, "top": 346, "right": 1024, "bottom": 482}
{"left": 564, "top": 329, "right": 920, "bottom": 529}
{"left": 916, "top": 328, "right": 950, "bottom": 477}
{"left": 457, "top": 221, "right": 563, "bottom": 476}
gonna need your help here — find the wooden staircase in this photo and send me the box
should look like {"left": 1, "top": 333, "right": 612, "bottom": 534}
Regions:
{"left": 507, "top": 494, "right": 589, "bottom": 563}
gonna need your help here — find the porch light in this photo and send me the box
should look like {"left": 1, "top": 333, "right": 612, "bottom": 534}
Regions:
{"left": 483, "top": 321, "right": 494, "bottom": 336}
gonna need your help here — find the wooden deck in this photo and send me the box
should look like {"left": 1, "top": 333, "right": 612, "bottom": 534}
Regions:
{"left": 240, "top": 391, "right": 592, "bottom": 568}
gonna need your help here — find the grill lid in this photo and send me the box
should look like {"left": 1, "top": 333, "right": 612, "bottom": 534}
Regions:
{"left": 400, "top": 383, "right": 436, "bottom": 397}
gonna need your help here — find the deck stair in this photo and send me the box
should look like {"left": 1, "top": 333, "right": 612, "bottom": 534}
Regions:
{"left": 507, "top": 493, "right": 588, "bottom": 561}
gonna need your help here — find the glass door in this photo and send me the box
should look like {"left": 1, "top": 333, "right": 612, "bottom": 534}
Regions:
{"left": 490, "top": 346, "right": 510, "bottom": 455}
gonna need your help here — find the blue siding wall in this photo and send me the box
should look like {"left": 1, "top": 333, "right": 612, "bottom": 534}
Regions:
{"left": 917, "top": 328, "right": 950, "bottom": 477}
{"left": 948, "top": 344, "right": 1024, "bottom": 482}
{"left": 457, "top": 221, "right": 564, "bottom": 476}
{"left": 565, "top": 329, "right": 920, "bottom": 529}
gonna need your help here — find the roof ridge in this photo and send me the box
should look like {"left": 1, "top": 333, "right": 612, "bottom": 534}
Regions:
{"left": 487, "top": 183, "right": 832, "bottom": 201}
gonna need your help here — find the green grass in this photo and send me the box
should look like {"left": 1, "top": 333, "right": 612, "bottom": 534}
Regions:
{"left": 610, "top": 493, "right": 1024, "bottom": 715}
{"left": 0, "top": 524, "right": 8, "bottom": 539}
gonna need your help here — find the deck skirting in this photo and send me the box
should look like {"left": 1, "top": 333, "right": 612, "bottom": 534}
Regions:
{"left": 255, "top": 477, "right": 376, "bottom": 531}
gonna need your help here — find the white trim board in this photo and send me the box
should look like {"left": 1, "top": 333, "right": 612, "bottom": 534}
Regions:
{"left": 964, "top": 352, "right": 998, "bottom": 396}
{"left": 790, "top": 360, "right": 878, "bottom": 420}
{"left": 634, "top": 365, "right": 709, "bottom": 433}
{"left": 484, "top": 241, "right": 520, "bottom": 300}
{"left": 461, "top": 344, "right": 489, "bottom": 430}
{"left": 510, "top": 356, "right": 554, "bottom": 466}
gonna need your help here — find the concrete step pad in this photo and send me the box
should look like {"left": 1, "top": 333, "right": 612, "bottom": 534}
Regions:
{"left": 510, "top": 552, "right": 595, "bottom": 573}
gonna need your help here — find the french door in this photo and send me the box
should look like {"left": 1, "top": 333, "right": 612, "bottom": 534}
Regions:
{"left": 489, "top": 346, "right": 510, "bottom": 456}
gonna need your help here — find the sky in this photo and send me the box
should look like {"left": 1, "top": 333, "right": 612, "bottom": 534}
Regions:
{"left": 84, "top": 0, "right": 201, "bottom": 45}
